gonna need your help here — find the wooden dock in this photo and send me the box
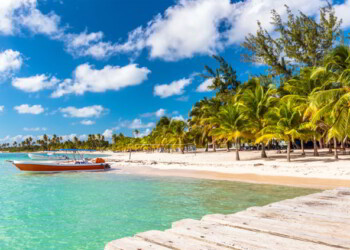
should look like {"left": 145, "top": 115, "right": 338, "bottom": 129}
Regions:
{"left": 105, "top": 188, "right": 350, "bottom": 250}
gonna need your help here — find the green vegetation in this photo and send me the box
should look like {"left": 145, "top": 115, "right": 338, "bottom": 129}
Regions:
{"left": 2, "top": 4, "right": 350, "bottom": 162}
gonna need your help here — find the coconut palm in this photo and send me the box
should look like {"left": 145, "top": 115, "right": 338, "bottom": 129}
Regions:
{"left": 209, "top": 103, "right": 250, "bottom": 161}
{"left": 167, "top": 120, "right": 188, "bottom": 153}
{"left": 309, "top": 45, "right": 350, "bottom": 157}
{"left": 257, "top": 100, "right": 310, "bottom": 162}
{"left": 284, "top": 67, "right": 325, "bottom": 156}
{"left": 239, "top": 77, "right": 278, "bottom": 158}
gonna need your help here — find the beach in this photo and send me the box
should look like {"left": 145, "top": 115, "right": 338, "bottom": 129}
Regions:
{"left": 96, "top": 149, "right": 350, "bottom": 189}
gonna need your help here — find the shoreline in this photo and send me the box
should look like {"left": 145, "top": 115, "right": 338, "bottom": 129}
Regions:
{"left": 98, "top": 149, "right": 350, "bottom": 190}
{"left": 108, "top": 166, "right": 350, "bottom": 190}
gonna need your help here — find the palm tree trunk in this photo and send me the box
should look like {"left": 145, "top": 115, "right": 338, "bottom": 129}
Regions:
{"left": 313, "top": 136, "right": 319, "bottom": 156}
{"left": 261, "top": 143, "right": 267, "bottom": 158}
{"left": 328, "top": 142, "right": 333, "bottom": 153}
{"left": 334, "top": 137, "right": 338, "bottom": 160}
{"left": 341, "top": 137, "right": 346, "bottom": 152}
{"left": 287, "top": 139, "right": 291, "bottom": 162}
{"left": 205, "top": 142, "right": 208, "bottom": 152}
{"left": 301, "top": 139, "right": 305, "bottom": 156}
{"left": 226, "top": 142, "right": 230, "bottom": 152}
{"left": 319, "top": 138, "right": 323, "bottom": 149}
{"left": 213, "top": 140, "right": 216, "bottom": 152}
{"left": 235, "top": 138, "right": 240, "bottom": 161}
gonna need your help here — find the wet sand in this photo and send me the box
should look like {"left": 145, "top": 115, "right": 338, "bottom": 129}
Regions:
{"left": 108, "top": 165, "right": 350, "bottom": 190}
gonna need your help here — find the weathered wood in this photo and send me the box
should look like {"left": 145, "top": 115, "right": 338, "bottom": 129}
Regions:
{"left": 203, "top": 213, "right": 350, "bottom": 248}
{"left": 136, "top": 230, "right": 230, "bottom": 250}
{"left": 105, "top": 237, "right": 171, "bottom": 250}
{"left": 170, "top": 219, "right": 335, "bottom": 250}
{"left": 105, "top": 188, "right": 350, "bottom": 250}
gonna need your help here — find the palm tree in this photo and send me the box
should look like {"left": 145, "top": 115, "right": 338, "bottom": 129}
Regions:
{"left": 167, "top": 120, "right": 188, "bottom": 153}
{"left": 309, "top": 45, "right": 350, "bottom": 158}
{"left": 210, "top": 103, "right": 250, "bottom": 161}
{"left": 284, "top": 67, "right": 325, "bottom": 156}
{"left": 239, "top": 77, "right": 278, "bottom": 158}
{"left": 257, "top": 100, "right": 310, "bottom": 162}
{"left": 133, "top": 129, "right": 140, "bottom": 138}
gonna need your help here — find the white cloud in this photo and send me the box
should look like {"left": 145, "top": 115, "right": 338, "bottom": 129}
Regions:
{"left": 172, "top": 115, "right": 186, "bottom": 121}
{"left": 141, "top": 108, "right": 166, "bottom": 118}
{"left": 20, "top": 8, "right": 62, "bottom": 36}
{"left": 23, "top": 127, "right": 47, "bottom": 131}
{"left": 59, "top": 134, "right": 87, "bottom": 142}
{"left": 121, "top": 118, "right": 155, "bottom": 129}
{"left": 60, "top": 105, "right": 106, "bottom": 118}
{"left": 108, "top": 0, "right": 350, "bottom": 61}
{"left": 102, "top": 129, "right": 113, "bottom": 139}
{"left": 12, "top": 74, "right": 59, "bottom": 92}
{"left": 14, "top": 104, "right": 44, "bottom": 114}
{"left": 0, "top": 0, "right": 62, "bottom": 36}
{"left": 154, "top": 78, "right": 192, "bottom": 98}
{"left": 0, "top": 49, "right": 23, "bottom": 79}
{"left": 196, "top": 78, "right": 213, "bottom": 92}
{"left": 80, "top": 120, "right": 95, "bottom": 125}
{"left": 51, "top": 63, "right": 151, "bottom": 97}
{"left": 102, "top": 127, "right": 120, "bottom": 139}
{"left": 116, "top": 0, "right": 233, "bottom": 61}
{"left": 334, "top": 0, "right": 350, "bottom": 29}
{"left": 0, "top": 105, "right": 4, "bottom": 112}
{"left": 134, "top": 128, "right": 151, "bottom": 138}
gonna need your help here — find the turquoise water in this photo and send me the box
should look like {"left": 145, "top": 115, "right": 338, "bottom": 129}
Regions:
{"left": 0, "top": 153, "right": 318, "bottom": 249}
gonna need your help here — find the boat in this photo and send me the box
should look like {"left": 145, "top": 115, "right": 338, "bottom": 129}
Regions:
{"left": 28, "top": 153, "right": 69, "bottom": 160}
{"left": 13, "top": 149, "right": 110, "bottom": 173}
{"left": 12, "top": 160, "right": 110, "bottom": 173}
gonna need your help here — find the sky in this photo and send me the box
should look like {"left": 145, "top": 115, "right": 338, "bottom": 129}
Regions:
{"left": 0, "top": 0, "right": 350, "bottom": 144}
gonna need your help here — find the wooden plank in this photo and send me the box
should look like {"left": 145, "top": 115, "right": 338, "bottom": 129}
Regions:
{"left": 243, "top": 206, "right": 350, "bottom": 230}
{"left": 202, "top": 213, "right": 350, "bottom": 248}
{"left": 105, "top": 188, "right": 350, "bottom": 250}
{"left": 105, "top": 236, "right": 172, "bottom": 250}
{"left": 169, "top": 219, "right": 334, "bottom": 250}
{"left": 136, "top": 230, "right": 231, "bottom": 250}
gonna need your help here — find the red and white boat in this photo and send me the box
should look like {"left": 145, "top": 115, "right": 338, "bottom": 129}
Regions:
{"left": 12, "top": 160, "right": 110, "bottom": 173}
{"left": 12, "top": 149, "right": 110, "bottom": 173}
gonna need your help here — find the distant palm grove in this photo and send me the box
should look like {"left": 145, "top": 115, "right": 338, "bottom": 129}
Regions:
{"left": 3, "top": 4, "right": 350, "bottom": 162}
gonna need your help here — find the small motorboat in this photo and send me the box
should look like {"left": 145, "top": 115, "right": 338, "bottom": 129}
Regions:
{"left": 12, "top": 160, "right": 110, "bottom": 173}
{"left": 15, "top": 149, "right": 110, "bottom": 173}
{"left": 28, "top": 153, "right": 69, "bottom": 160}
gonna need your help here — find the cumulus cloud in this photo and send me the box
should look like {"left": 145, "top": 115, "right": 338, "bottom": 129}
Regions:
{"left": 80, "top": 120, "right": 95, "bottom": 125}
{"left": 51, "top": 63, "right": 151, "bottom": 97}
{"left": 100, "top": 0, "right": 350, "bottom": 61}
{"left": 0, "top": 0, "right": 62, "bottom": 36}
{"left": 0, "top": 49, "right": 23, "bottom": 79}
{"left": 14, "top": 104, "right": 44, "bottom": 114}
{"left": 196, "top": 78, "right": 213, "bottom": 92}
{"left": 102, "top": 127, "right": 120, "bottom": 139}
{"left": 12, "top": 74, "right": 59, "bottom": 92}
{"left": 129, "top": 119, "right": 155, "bottom": 129}
{"left": 115, "top": 0, "right": 233, "bottom": 61}
{"left": 154, "top": 78, "right": 192, "bottom": 98}
{"left": 172, "top": 115, "right": 186, "bottom": 121}
{"left": 141, "top": 108, "right": 166, "bottom": 118}
{"left": 60, "top": 105, "right": 107, "bottom": 118}
{"left": 134, "top": 128, "right": 151, "bottom": 138}
{"left": 23, "top": 127, "right": 47, "bottom": 132}
{"left": 119, "top": 118, "right": 155, "bottom": 130}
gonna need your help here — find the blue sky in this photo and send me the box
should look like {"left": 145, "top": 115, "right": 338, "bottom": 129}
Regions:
{"left": 0, "top": 0, "right": 349, "bottom": 143}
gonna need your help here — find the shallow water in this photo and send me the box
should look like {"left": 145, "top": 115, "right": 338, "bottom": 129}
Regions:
{"left": 0, "top": 153, "right": 319, "bottom": 249}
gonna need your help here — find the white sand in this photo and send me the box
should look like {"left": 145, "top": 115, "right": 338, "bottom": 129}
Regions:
{"left": 94, "top": 149, "right": 350, "bottom": 181}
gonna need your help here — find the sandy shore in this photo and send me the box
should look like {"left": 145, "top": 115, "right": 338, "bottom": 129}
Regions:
{"left": 89, "top": 148, "right": 350, "bottom": 189}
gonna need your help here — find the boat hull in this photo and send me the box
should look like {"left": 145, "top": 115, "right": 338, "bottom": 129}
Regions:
{"left": 13, "top": 161, "right": 108, "bottom": 172}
